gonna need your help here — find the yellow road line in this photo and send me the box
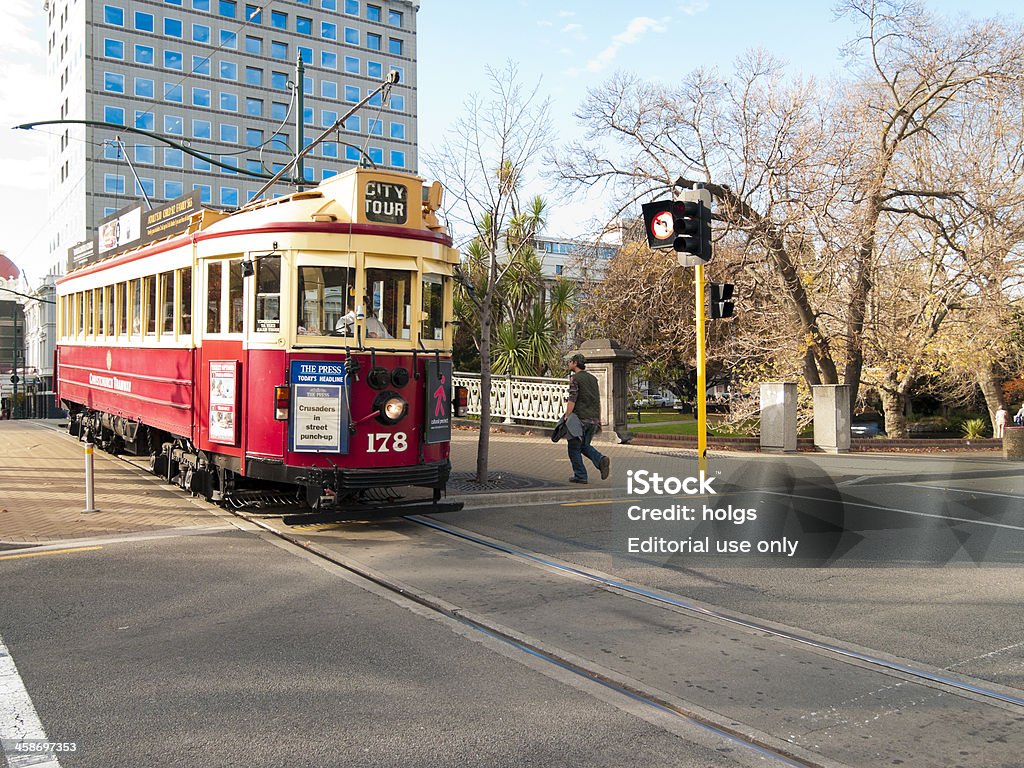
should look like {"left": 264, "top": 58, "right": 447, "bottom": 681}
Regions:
{"left": 0, "top": 545, "right": 103, "bottom": 561}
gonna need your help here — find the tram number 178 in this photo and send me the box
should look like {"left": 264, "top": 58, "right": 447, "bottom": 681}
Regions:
{"left": 366, "top": 432, "right": 409, "bottom": 453}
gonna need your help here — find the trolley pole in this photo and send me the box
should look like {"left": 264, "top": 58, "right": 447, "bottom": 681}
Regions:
{"left": 84, "top": 439, "right": 98, "bottom": 512}
{"left": 695, "top": 263, "right": 708, "bottom": 476}
{"left": 295, "top": 56, "right": 306, "bottom": 192}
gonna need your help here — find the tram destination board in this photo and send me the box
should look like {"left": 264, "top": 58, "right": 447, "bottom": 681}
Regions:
{"left": 288, "top": 360, "right": 350, "bottom": 454}
{"left": 364, "top": 180, "right": 408, "bottom": 225}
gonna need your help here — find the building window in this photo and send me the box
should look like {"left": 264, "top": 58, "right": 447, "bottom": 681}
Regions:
{"left": 322, "top": 142, "right": 337, "bottom": 158}
{"left": 345, "top": 145, "right": 360, "bottom": 161}
{"left": 103, "top": 174, "right": 125, "bottom": 194}
{"left": 164, "top": 83, "right": 183, "bottom": 102}
{"left": 271, "top": 40, "right": 287, "bottom": 59}
{"left": 193, "top": 24, "right": 211, "bottom": 43}
{"left": 344, "top": 56, "right": 359, "bottom": 74}
{"left": 103, "top": 72, "right": 125, "bottom": 93}
{"left": 221, "top": 123, "right": 238, "bottom": 143}
{"left": 245, "top": 128, "right": 263, "bottom": 147}
{"left": 103, "top": 5, "right": 124, "bottom": 26}
{"left": 135, "top": 145, "right": 155, "bottom": 164}
{"left": 135, "top": 44, "right": 154, "bottom": 65}
{"left": 303, "top": 106, "right": 313, "bottom": 124}
{"left": 321, "top": 80, "right": 337, "bottom": 99}
{"left": 271, "top": 10, "right": 287, "bottom": 29}
{"left": 271, "top": 101, "right": 288, "bottom": 120}
{"left": 388, "top": 37, "right": 402, "bottom": 56}
{"left": 104, "top": 142, "right": 122, "bottom": 160}
{"left": 320, "top": 21, "right": 337, "bottom": 41}
{"left": 164, "top": 0, "right": 183, "bottom": 5}
{"left": 368, "top": 147, "right": 382, "bottom": 165}
{"left": 367, "top": 118, "right": 383, "bottom": 136}
{"left": 194, "top": 157, "right": 212, "bottom": 171}
{"left": 103, "top": 38, "right": 125, "bottom": 60}
{"left": 245, "top": 66, "right": 262, "bottom": 85}
{"left": 104, "top": 105, "right": 125, "bottom": 125}
{"left": 164, "top": 17, "right": 183, "bottom": 37}
{"left": 344, "top": 85, "right": 359, "bottom": 103}
{"left": 296, "top": 16, "right": 312, "bottom": 35}
{"left": 388, "top": 9, "right": 402, "bottom": 27}
{"left": 345, "top": 115, "right": 359, "bottom": 132}
{"left": 165, "top": 148, "right": 184, "bottom": 167}
{"left": 390, "top": 94, "right": 404, "bottom": 112}
{"left": 220, "top": 29, "right": 236, "bottom": 48}
{"left": 165, "top": 180, "right": 184, "bottom": 199}
{"left": 220, "top": 156, "right": 238, "bottom": 174}
{"left": 245, "top": 97, "right": 263, "bottom": 116}
{"left": 194, "top": 184, "right": 212, "bottom": 204}
{"left": 134, "top": 12, "right": 154, "bottom": 31}
{"left": 344, "top": 0, "right": 358, "bottom": 14}
{"left": 367, "top": 60, "right": 382, "bottom": 79}
{"left": 366, "top": 4, "right": 380, "bottom": 22}
{"left": 389, "top": 121, "right": 405, "bottom": 140}
{"left": 164, "top": 50, "right": 183, "bottom": 70}
{"left": 321, "top": 51, "right": 337, "bottom": 69}
{"left": 245, "top": 4, "right": 261, "bottom": 23}
{"left": 246, "top": 159, "right": 262, "bottom": 175}
{"left": 270, "top": 71, "right": 287, "bottom": 90}
{"left": 220, "top": 92, "right": 238, "bottom": 111}
{"left": 323, "top": 0, "right": 337, "bottom": 10}
{"left": 192, "top": 119, "right": 212, "bottom": 139}
{"left": 192, "top": 55, "right": 211, "bottom": 75}
{"left": 366, "top": 33, "right": 380, "bottom": 51}
{"left": 221, "top": 187, "right": 239, "bottom": 207}
{"left": 218, "top": 0, "right": 236, "bottom": 18}
{"left": 390, "top": 150, "right": 405, "bottom": 168}
{"left": 165, "top": 115, "right": 184, "bottom": 135}
{"left": 193, "top": 0, "right": 211, "bottom": 10}
{"left": 344, "top": 26, "right": 358, "bottom": 45}
{"left": 135, "top": 78, "right": 155, "bottom": 98}
{"left": 134, "top": 111, "right": 155, "bottom": 130}
{"left": 322, "top": 109, "right": 337, "bottom": 125}
{"left": 192, "top": 87, "right": 212, "bottom": 107}
{"left": 245, "top": 35, "right": 261, "bottom": 54}
{"left": 298, "top": 46, "right": 312, "bottom": 64}
{"left": 220, "top": 61, "right": 237, "bottom": 80}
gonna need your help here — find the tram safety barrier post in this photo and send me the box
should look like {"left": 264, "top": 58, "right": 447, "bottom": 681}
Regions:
{"left": 84, "top": 440, "right": 99, "bottom": 513}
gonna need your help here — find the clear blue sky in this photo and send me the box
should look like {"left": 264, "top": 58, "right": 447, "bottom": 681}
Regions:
{"left": 1, "top": 0, "right": 1018, "bottom": 281}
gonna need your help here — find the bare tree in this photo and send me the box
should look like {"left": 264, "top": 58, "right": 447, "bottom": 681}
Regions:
{"left": 426, "top": 62, "right": 554, "bottom": 482}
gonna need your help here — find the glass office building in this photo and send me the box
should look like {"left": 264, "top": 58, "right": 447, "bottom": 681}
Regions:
{"left": 44, "top": 0, "right": 418, "bottom": 265}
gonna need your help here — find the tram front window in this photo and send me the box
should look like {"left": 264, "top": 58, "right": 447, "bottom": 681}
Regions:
{"left": 365, "top": 268, "right": 411, "bottom": 340}
{"left": 296, "top": 266, "right": 355, "bottom": 336}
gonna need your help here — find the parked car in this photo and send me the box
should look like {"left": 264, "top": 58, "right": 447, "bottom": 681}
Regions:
{"left": 851, "top": 412, "right": 886, "bottom": 437}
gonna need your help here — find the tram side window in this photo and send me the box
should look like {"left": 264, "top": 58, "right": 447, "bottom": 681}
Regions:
{"left": 145, "top": 276, "right": 157, "bottom": 335}
{"left": 96, "top": 287, "right": 105, "bottom": 337}
{"left": 160, "top": 271, "right": 174, "bottom": 335}
{"left": 132, "top": 278, "right": 143, "bottom": 336}
{"left": 76, "top": 293, "right": 84, "bottom": 337}
{"left": 421, "top": 274, "right": 445, "bottom": 341}
{"left": 296, "top": 266, "right": 354, "bottom": 335}
{"left": 254, "top": 255, "right": 281, "bottom": 333}
{"left": 104, "top": 286, "right": 114, "bottom": 337}
{"left": 228, "top": 259, "right": 244, "bottom": 333}
{"left": 179, "top": 267, "right": 192, "bottom": 335}
{"left": 207, "top": 262, "right": 222, "bottom": 333}
{"left": 366, "top": 268, "right": 411, "bottom": 340}
{"left": 84, "top": 290, "right": 94, "bottom": 337}
{"left": 117, "top": 283, "right": 127, "bottom": 336}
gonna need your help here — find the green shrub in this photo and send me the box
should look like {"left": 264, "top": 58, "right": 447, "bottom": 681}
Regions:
{"left": 960, "top": 418, "right": 989, "bottom": 439}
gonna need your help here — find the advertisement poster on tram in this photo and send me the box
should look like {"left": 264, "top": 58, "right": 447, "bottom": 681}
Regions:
{"left": 288, "top": 360, "right": 350, "bottom": 453}
{"left": 208, "top": 361, "right": 237, "bottom": 444}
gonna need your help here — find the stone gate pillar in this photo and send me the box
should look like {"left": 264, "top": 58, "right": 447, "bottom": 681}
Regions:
{"left": 570, "top": 339, "right": 636, "bottom": 443}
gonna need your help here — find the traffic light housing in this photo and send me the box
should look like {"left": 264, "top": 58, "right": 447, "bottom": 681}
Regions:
{"left": 641, "top": 191, "right": 713, "bottom": 265}
{"left": 709, "top": 282, "right": 734, "bottom": 319}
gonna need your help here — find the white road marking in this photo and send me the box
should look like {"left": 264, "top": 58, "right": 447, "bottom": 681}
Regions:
{"left": 760, "top": 491, "right": 1024, "bottom": 532}
{"left": 894, "top": 482, "right": 1024, "bottom": 501}
{"left": 0, "top": 633, "right": 61, "bottom": 768}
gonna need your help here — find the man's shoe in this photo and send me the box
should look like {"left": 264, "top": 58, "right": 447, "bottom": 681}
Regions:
{"left": 569, "top": 477, "right": 588, "bottom": 484}
{"left": 600, "top": 456, "right": 611, "bottom": 480}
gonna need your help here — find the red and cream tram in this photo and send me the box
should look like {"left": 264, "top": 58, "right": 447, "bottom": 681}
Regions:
{"left": 55, "top": 168, "right": 463, "bottom": 513}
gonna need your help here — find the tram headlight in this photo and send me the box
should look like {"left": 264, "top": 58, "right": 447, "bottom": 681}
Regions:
{"left": 373, "top": 391, "right": 408, "bottom": 425}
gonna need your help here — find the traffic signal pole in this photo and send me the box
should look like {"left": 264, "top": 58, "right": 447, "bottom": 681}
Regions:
{"left": 695, "top": 263, "right": 708, "bottom": 475}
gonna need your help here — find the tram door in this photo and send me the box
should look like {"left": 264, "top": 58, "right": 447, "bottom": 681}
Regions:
{"left": 198, "top": 258, "right": 247, "bottom": 466}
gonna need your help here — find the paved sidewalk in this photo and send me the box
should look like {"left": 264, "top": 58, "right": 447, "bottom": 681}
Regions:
{"left": 0, "top": 420, "right": 223, "bottom": 545}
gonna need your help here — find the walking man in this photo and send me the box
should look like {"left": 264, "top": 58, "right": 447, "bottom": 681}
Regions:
{"left": 563, "top": 353, "right": 610, "bottom": 484}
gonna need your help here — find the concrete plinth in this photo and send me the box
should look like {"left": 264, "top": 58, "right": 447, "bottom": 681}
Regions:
{"left": 1004, "top": 426, "right": 1024, "bottom": 460}
{"left": 760, "top": 382, "right": 797, "bottom": 452}
{"left": 813, "top": 385, "right": 850, "bottom": 454}
{"left": 569, "top": 339, "right": 636, "bottom": 444}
